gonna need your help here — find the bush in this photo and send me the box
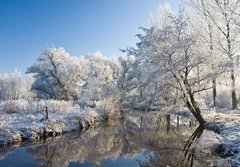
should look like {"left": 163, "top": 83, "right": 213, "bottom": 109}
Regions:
{"left": 36, "top": 100, "right": 80, "bottom": 112}
{"left": 0, "top": 99, "right": 80, "bottom": 113}
{"left": 96, "top": 100, "right": 122, "bottom": 120}
{"left": 1, "top": 100, "right": 28, "bottom": 113}
{"left": 216, "top": 86, "right": 231, "bottom": 109}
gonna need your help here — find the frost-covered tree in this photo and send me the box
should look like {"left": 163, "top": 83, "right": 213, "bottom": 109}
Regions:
{"left": 126, "top": 8, "right": 224, "bottom": 123}
{"left": 186, "top": 0, "right": 221, "bottom": 107}
{"left": 0, "top": 70, "right": 28, "bottom": 100}
{"left": 0, "top": 74, "right": 8, "bottom": 100}
{"left": 8, "top": 69, "right": 23, "bottom": 100}
{"left": 187, "top": 0, "right": 240, "bottom": 109}
{"left": 80, "top": 52, "right": 121, "bottom": 107}
{"left": 22, "top": 74, "right": 36, "bottom": 101}
{"left": 27, "top": 47, "right": 88, "bottom": 100}
{"left": 115, "top": 55, "right": 139, "bottom": 104}
{"left": 116, "top": 55, "right": 158, "bottom": 105}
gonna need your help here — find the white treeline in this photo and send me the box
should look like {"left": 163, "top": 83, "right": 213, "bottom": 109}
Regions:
{"left": 0, "top": 1, "right": 240, "bottom": 121}
{"left": 24, "top": 48, "right": 123, "bottom": 112}
{"left": 0, "top": 69, "right": 34, "bottom": 101}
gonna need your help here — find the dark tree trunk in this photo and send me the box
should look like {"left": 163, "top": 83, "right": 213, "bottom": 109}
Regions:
{"left": 45, "top": 107, "right": 49, "bottom": 120}
{"left": 185, "top": 100, "right": 205, "bottom": 124}
{"left": 231, "top": 66, "right": 237, "bottom": 109}
{"left": 213, "top": 79, "right": 216, "bottom": 107}
{"left": 184, "top": 91, "right": 205, "bottom": 124}
{"left": 166, "top": 114, "right": 170, "bottom": 133}
{"left": 140, "top": 87, "right": 143, "bottom": 102}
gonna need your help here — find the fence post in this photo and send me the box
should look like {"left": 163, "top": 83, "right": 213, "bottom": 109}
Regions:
{"left": 45, "top": 106, "right": 48, "bottom": 120}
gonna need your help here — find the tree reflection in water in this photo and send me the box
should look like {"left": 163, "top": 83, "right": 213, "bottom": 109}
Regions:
{"left": 139, "top": 123, "right": 220, "bottom": 167}
{"left": 0, "top": 113, "right": 221, "bottom": 167}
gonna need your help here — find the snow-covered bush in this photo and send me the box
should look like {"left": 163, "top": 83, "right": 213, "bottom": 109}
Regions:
{"left": 0, "top": 99, "right": 80, "bottom": 113}
{"left": 216, "top": 86, "right": 231, "bottom": 108}
{"left": 1, "top": 100, "right": 28, "bottom": 113}
{"left": 196, "top": 84, "right": 235, "bottom": 109}
{"left": 2, "top": 101, "right": 19, "bottom": 113}
{"left": 95, "top": 99, "right": 122, "bottom": 120}
{"left": 36, "top": 100, "right": 80, "bottom": 112}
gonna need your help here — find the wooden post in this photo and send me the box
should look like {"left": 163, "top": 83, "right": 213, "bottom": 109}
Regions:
{"left": 166, "top": 114, "right": 170, "bottom": 133}
{"left": 177, "top": 115, "right": 179, "bottom": 129}
{"left": 45, "top": 106, "right": 48, "bottom": 120}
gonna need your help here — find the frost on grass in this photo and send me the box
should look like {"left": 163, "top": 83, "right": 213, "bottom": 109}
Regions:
{"left": 204, "top": 110, "right": 240, "bottom": 166}
{"left": 0, "top": 100, "right": 121, "bottom": 145}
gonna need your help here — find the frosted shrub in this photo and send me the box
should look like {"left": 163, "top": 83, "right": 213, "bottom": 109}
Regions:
{"left": 216, "top": 86, "right": 231, "bottom": 108}
{"left": 195, "top": 93, "right": 209, "bottom": 109}
{"left": 0, "top": 99, "right": 80, "bottom": 113}
{"left": 196, "top": 85, "right": 234, "bottom": 109}
{"left": 36, "top": 100, "right": 79, "bottom": 112}
{"left": 196, "top": 90, "right": 213, "bottom": 108}
{"left": 2, "top": 101, "right": 18, "bottom": 113}
{"left": 96, "top": 100, "right": 122, "bottom": 120}
{"left": 1, "top": 100, "right": 28, "bottom": 113}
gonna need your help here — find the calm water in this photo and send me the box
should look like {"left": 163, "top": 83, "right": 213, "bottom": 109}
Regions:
{"left": 0, "top": 112, "right": 221, "bottom": 167}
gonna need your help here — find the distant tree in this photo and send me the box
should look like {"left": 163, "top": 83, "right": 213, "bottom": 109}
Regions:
{"left": 116, "top": 55, "right": 158, "bottom": 105}
{"left": 27, "top": 47, "right": 88, "bottom": 100}
{"left": 0, "top": 73, "right": 8, "bottom": 100}
{"left": 0, "top": 70, "right": 27, "bottom": 100}
{"left": 8, "top": 69, "right": 23, "bottom": 100}
{"left": 115, "top": 55, "right": 139, "bottom": 104}
{"left": 80, "top": 52, "right": 121, "bottom": 106}
{"left": 22, "top": 74, "right": 36, "bottom": 101}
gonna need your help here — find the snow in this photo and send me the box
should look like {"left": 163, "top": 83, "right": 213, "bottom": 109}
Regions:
{"left": 167, "top": 108, "right": 240, "bottom": 166}
{"left": 204, "top": 110, "right": 240, "bottom": 166}
{"left": 0, "top": 100, "right": 120, "bottom": 145}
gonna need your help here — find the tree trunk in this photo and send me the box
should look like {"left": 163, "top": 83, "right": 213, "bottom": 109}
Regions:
{"left": 213, "top": 79, "right": 216, "bottom": 107}
{"left": 140, "top": 87, "right": 143, "bottom": 102}
{"left": 231, "top": 67, "right": 237, "bottom": 109}
{"left": 166, "top": 114, "right": 170, "bottom": 133}
{"left": 184, "top": 91, "right": 205, "bottom": 124}
{"left": 185, "top": 100, "right": 205, "bottom": 124}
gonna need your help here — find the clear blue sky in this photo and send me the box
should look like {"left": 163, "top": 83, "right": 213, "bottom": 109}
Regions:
{"left": 0, "top": 0, "right": 179, "bottom": 74}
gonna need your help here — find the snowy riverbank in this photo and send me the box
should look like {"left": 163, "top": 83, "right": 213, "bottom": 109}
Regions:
{"left": 204, "top": 110, "right": 240, "bottom": 166}
{"left": 169, "top": 107, "right": 240, "bottom": 166}
{"left": 0, "top": 100, "right": 120, "bottom": 145}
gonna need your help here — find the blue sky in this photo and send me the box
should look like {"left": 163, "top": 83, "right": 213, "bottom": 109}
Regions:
{"left": 0, "top": 0, "right": 179, "bottom": 73}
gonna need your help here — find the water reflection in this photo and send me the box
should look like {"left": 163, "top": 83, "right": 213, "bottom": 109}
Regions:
{"left": 0, "top": 113, "right": 221, "bottom": 167}
{"left": 183, "top": 125, "right": 204, "bottom": 166}
{"left": 139, "top": 123, "right": 220, "bottom": 167}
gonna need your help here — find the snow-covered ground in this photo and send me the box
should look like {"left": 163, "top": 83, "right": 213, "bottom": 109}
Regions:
{"left": 0, "top": 100, "right": 116, "bottom": 145}
{"left": 204, "top": 110, "right": 240, "bottom": 166}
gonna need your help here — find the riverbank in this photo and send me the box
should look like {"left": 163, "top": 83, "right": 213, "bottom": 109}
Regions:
{"left": 169, "top": 107, "right": 240, "bottom": 166}
{"left": 0, "top": 109, "right": 98, "bottom": 145}
{"left": 204, "top": 110, "right": 240, "bottom": 166}
{"left": 0, "top": 100, "right": 121, "bottom": 145}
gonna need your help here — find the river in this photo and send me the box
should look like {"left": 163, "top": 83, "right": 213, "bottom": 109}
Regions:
{"left": 0, "top": 112, "right": 222, "bottom": 167}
